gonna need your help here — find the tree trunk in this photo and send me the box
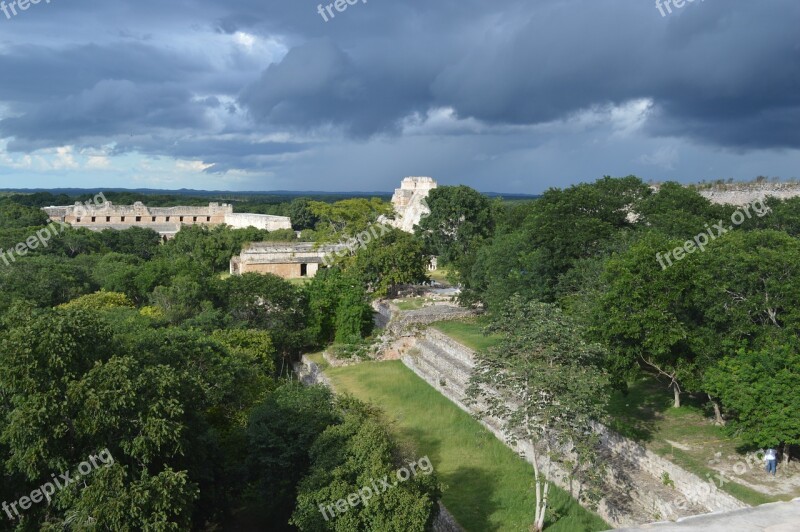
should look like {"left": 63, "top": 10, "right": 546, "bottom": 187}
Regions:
{"left": 783, "top": 443, "right": 791, "bottom": 466}
{"left": 673, "top": 384, "right": 681, "bottom": 408}
{"left": 709, "top": 395, "right": 725, "bottom": 425}
{"left": 532, "top": 450, "right": 545, "bottom": 532}
{"left": 535, "top": 481, "right": 550, "bottom": 531}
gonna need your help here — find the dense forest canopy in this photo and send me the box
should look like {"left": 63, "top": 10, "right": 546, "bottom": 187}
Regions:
{"left": 1, "top": 177, "right": 798, "bottom": 530}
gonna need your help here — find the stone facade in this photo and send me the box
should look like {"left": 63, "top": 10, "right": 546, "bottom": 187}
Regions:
{"left": 43, "top": 201, "right": 291, "bottom": 238}
{"left": 230, "top": 242, "right": 348, "bottom": 279}
{"left": 696, "top": 183, "right": 800, "bottom": 207}
{"left": 383, "top": 177, "right": 438, "bottom": 233}
{"left": 396, "top": 326, "right": 746, "bottom": 528}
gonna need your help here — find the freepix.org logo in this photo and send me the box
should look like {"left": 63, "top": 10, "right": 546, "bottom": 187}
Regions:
{"left": 656, "top": 0, "right": 705, "bottom": 18}
{"left": 1, "top": 0, "right": 54, "bottom": 21}
{"left": 0, "top": 192, "right": 107, "bottom": 267}
{"left": 316, "top": 0, "right": 368, "bottom": 23}
{"left": 2, "top": 449, "right": 115, "bottom": 521}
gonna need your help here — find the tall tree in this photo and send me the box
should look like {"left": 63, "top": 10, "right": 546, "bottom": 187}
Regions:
{"left": 467, "top": 297, "right": 609, "bottom": 531}
{"left": 416, "top": 185, "right": 495, "bottom": 268}
{"left": 706, "top": 344, "right": 800, "bottom": 463}
{"left": 353, "top": 228, "right": 430, "bottom": 297}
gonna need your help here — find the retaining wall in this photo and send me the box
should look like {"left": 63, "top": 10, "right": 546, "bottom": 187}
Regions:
{"left": 402, "top": 329, "right": 747, "bottom": 528}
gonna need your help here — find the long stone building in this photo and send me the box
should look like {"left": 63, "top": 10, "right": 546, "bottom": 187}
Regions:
{"left": 231, "top": 177, "right": 439, "bottom": 280}
{"left": 43, "top": 201, "right": 292, "bottom": 239}
{"left": 230, "top": 242, "right": 348, "bottom": 279}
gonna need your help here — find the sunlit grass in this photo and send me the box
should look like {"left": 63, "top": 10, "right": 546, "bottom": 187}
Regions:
{"left": 324, "top": 360, "right": 609, "bottom": 532}
{"left": 607, "top": 376, "right": 791, "bottom": 506}
{"left": 431, "top": 317, "right": 502, "bottom": 353}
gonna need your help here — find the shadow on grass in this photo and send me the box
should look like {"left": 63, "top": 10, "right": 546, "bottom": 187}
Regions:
{"left": 444, "top": 466, "right": 502, "bottom": 532}
{"left": 606, "top": 376, "right": 674, "bottom": 442}
{"left": 397, "top": 428, "right": 503, "bottom": 531}
{"left": 395, "top": 425, "right": 445, "bottom": 468}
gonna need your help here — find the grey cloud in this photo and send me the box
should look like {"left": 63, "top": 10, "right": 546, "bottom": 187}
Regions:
{"left": 0, "top": 0, "right": 796, "bottom": 181}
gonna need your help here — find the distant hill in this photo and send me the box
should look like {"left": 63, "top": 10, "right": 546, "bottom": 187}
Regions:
{"left": 0, "top": 187, "right": 539, "bottom": 201}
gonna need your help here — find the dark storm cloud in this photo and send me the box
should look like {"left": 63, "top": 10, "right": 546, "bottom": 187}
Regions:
{"left": 0, "top": 0, "right": 797, "bottom": 178}
{"left": 1, "top": 80, "right": 210, "bottom": 151}
{"left": 110, "top": 136, "right": 310, "bottom": 174}
{"left": 241, "top": 0, "right": 800, "bottom": 148}
{"left": 239, "top": 39, "right": 432, "bottom": 137}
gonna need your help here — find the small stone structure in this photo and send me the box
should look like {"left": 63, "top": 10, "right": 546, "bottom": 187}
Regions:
{"left": 230, "top": 242, "right": 347, "bottom": 279}
{"left": 373, "top": 300, "right": 476, "bottom": 335}
{"left": 293, "top": 355, "right": 333, "bottom": 388}
{"left": 383, "top": 177, "right": 438, "bottom": 233}
{"left": 43, "top": 201, "right": 292, "bottom": 239}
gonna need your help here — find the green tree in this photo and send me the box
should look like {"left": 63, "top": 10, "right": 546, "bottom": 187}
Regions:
{"left": 0, "top": 307, "right": 283, "bottom": 529}
{"left": 522, "top": 176, "right": 650, "bottom": 301}
{"left": 291, "top": 398, "right": 440, "bottom": 532}
{"left": 306, "top": 268, "right": 373, "bottom": 346}
{"left": 415, "top": 185, "right": 494, "bottom": 274}
{"left": 353, "top": 228, "right": 430, "bottom": 297}
{"left": 289, "top": 197, "right": 321, "bottom": 231}
{"left": 98, "top": 227, "right": 162, "bottom": 260}
{"left": 310, "top": 198, "right": 393, "bottom": 241}
{"left": 636, "top": 181, "right": 731, "bottom": 238}
{"left": 246, "top": 384, "right": 339, "bottom": 529}
{"left": 706, "top": 344, "right": 800, "bottom": 463}
{"left": 596, "top": 232, "right": 695, "bottom": 406}
{"left": 219, "top": 273, "right": 310, "bottom": 356}
{"left": 0, "top": 203, "right": 50, "bottom": 228}
{"left": 58, "top": 290, "right": 135, "bottom": 311}
{"left": 467, "top": 296, "right": 609, "bottom": 531}
{"left": 0, "top": 255, "right": 97, "bottom": 309}
{"left": 211, "top": 328, "right": 277, "bottom": 379}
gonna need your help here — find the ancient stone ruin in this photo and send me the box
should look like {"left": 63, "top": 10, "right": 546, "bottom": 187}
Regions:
{"left": 383, "top": 176, "right": 438, "bottom": 232}
{"left": 43, "top": 201, "right": 292, "bottom": 239}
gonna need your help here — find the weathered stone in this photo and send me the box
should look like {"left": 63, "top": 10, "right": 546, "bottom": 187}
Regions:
{"left": 42, "top": 201, "right": 292, "bottom": 238}
{"left": 382, "top": 176, "right": 438, "bottom": 233}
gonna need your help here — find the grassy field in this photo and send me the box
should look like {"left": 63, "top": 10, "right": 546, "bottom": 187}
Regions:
{"left": 323, "top": 360, "right": 609, "bottom": 532}
{"left": 394, "top": 298, "right": 431, "bottom": 311}
{"left": 430, "top": 317, "right": 502, "bottom": 352}
{"left": 608, "top": 376, "right": 795, "bottom": 505}
{"left": 428, "top": 267, "right": 452, "bottom": 284}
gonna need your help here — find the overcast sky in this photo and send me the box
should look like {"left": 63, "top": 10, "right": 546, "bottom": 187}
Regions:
{"left": 0, "top": 0, "right": 797, "bottom": 193}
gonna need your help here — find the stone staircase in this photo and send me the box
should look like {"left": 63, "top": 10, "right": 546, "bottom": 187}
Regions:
{"left": 401, "top": 329, "right": 745, "bottom": 528}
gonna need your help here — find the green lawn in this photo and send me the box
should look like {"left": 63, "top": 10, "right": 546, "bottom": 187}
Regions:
{"left": 395, "top": 298, "right": 430, "bottom": 311}
{"left": 324, "top": 360, "right": 609, "bottom": 532}
{"left": 428, "top": 267, "right": 452, "bottom": 284}
{"left": 431, "top": 317, "right": 502, "bottom": 352}
{"left": 608, "top": 376, "right": 793, "bottom": 506}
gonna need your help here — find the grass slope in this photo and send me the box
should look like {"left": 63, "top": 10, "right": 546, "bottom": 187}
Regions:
{"left": 324, "top": 360, "right": 608, "bottom": 532}
{"left": 608, "top": 377, "right": 795, "bottom": 505}
{"left": 431, "top": 318, "right": 502, "bottom": 353}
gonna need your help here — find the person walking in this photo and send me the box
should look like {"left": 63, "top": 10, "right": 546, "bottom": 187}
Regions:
{"left": 764, "top": 448, "right": 778, "bottom": 476}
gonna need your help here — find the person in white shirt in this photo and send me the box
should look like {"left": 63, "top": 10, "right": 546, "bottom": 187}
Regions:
{"left": 764, "top": 448, "right": 778, "bottom": 476}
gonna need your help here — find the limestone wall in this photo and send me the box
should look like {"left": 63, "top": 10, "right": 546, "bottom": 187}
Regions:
{"left": 223, "top": 212, "right": 292, "bottom": 231}
{"left": 383, "top": 176, "right": 438, "bottom": 233}
{"left": 43, "top": 201, "right": 292, "bottom": 236}
{"left": 375, "top": 302, "right": 476, "bottom": 336}
{"left": 293, "top": 355, "right": 332, "bottom": 388}
{"left": 401, "top": 329, "right": 747, "bottom": 528}
{"left": 696, "top": 183, "right": 800, "bottom": 206}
